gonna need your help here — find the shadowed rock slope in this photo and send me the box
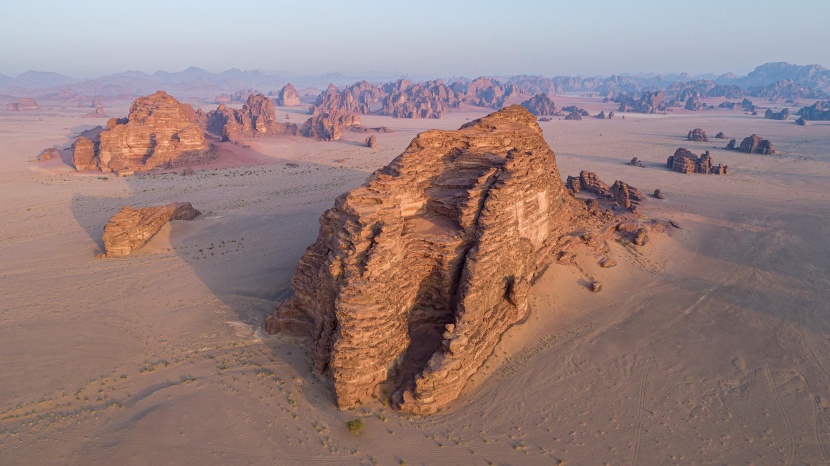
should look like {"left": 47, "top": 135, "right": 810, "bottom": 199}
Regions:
{"left": 266, "top": 106, "right": 591, "bottom": 414}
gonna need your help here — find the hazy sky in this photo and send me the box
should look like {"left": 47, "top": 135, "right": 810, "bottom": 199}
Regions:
{"left": 2, "top": 0, "right": 828, "bottom": 78}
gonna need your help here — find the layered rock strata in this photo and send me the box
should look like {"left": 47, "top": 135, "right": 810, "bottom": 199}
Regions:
{"left": 68, "top": 91, "right": 210, "bottom": 173}
{"left": 266, "top": 106, "right": 587, "bottom": 414}
{"left": 101, "top": 202, "right": 200, "bottom": 258}
{"left": 667, "top": 148, "right": 728, "bottom": 174}
{"left": 300, "top": 110, "right": 361, "bottom": 141}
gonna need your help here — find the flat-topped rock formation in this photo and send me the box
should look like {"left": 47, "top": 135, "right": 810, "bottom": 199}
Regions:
{"left": 519, "top": 93, "right": 557, "bottom": 116}
{"left": 764, "top": 108, "right": 790, "bottom": 120}
{"left": 6, "top": 98, "right": 38, "bottom": 111}
{"left": 667, "top": 148, "right": 729, "bottom": 174}
{"left": 735, "top": 134, "right": 775, "bottom": 154}
{"left": 687, "top": 128, "right": 708, "bottom": 142}
{"left": 69, "top": 91, "right": 210, "bottom": 173}
{"left": 715, "top": 132, "right": 728, "bottom": 139}
{"left": 266, "top": 105, "right": 591, "bottom": 414}
{"left": 300, "top": 110, "right": 360, "bottom": 141}
{"left": 275, "top": 83, "right": 301, "bottom": 107}
{"left": 206, "top": 93, "right": 298, "bottom": 141}
{"left": 797, "top": 101, "right": 830, "bottom": 120}
{"left": 101, "top": 202, "right": 200, "bottom": 258}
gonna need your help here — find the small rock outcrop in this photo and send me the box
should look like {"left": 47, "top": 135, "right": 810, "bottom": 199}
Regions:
{"left": 206, "top": 93, "right": 298, "bottom": 141}
{"left": 564, "top": 111, "right": 582, "bottom": 120}
{"left": 365, "top": 135, "right": 377, "bottom": 148}
{"left": 653, "top": 189, "right": 665, "bottom": 199}
{"left": 7, "top": 98, "right": 39, "bottom": 111}
{"left": 38, "top": 148, "right": 59, "bottom": 161}
{"left": 69, "top": 91, "right": 210, "bottom": 173}
{"left": 687, "top": 128, "right": 708, "bottom": 142}
{"left": 265, "top": 106, "right": 587, "bottom": 414}
{"left": 626, "top": 157, "right": 645, "bottom": 167}
{"left": 596, "top": 111, "right": 606, "bottom": 119}
{"left": 764, "top": 108, "right": 790, "bottom": 120}
{"left": 611, "top": 180, "right": 644, "bottom": 209}
{"left": 83, "top": 106, "right": 108, "bottom": 118}
{"left": 685, "top": 98, "right": 702, "bottom": 111}
{"left": 519, "top": 93, "right": 557, "bottom": 116}
{"left": 566, "top": 170, "right": 611, "bottom": 197}
{"left": 300, "top": 110, "right": 360, "bottom": 141}
{"left": 667, "top": 148, "right": 728, "bottom": 174}
{"left": 736, "top": 134, "right": 775, "bottom": 154}
{"left": 101, "top": 202, "right": 201, "bottom": 258}
{"left": 795, "top": 116, "right": 808, "bottom": 126}
{"left": 714, "top": 132, "right": 727, "bottom": 139}
{"left": 275, "top": 83, "right": 301, "bottom": 107}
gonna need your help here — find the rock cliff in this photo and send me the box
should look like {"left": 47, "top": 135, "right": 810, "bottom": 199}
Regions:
{"left": 667, "top": 148, "right": 728, "bottom": 174}
{"left": 206, "top": 93, "right": 298, "bottom": 141}
{"left": 101, "top": 202, "right": 200, "bottom": 258}
{"left": 519, "top": 93, "right": 557, "bottom": 116}
{"left": 266, "top": 106, "right": 589, "bottom": 414}
{"left": 737, "top": 134, "right": 775, "bottom": 154}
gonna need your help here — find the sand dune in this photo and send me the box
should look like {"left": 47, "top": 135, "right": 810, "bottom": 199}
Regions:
{"left": 1, "top": 98, "right": 829, "bottom": 464}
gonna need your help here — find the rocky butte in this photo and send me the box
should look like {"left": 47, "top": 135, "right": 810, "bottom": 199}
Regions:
{"left": 206, "top": 93, "right": 298, "bottom": 141}
{"left": 100, "top": 202, "right": 200, "bottom": 258}
{"left": 70, "top": 91, "right": 210, "bottom": 174}
{"left": 519, "top": 93, "right": 557, "bottom": 116}
{"left": 667, "top": 148, "right": 729, "bottom": 174}
{"left": 275, "top": 83, "right": 301, "bottom": 107}
{"left": 266, "top": 106, "right": 594, "bottom": 414}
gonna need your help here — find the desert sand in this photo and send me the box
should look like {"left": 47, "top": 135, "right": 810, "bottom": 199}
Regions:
{"left": 1, "top": 97, "right": 829, "bottom": 465}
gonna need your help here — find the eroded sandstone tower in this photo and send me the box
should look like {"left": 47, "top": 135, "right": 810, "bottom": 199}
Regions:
{"left": 266, "top": 105, "right": 586, "bottom": 414}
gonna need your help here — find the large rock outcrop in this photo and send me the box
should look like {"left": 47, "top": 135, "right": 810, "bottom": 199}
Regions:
{"left": 520, "top": 93, "right": 557, "bottom": 116}
{"left": 69, "top": 91, "right": 210, "bottom": 173}
{"left": 667, "top": 148, "right": 728, "bottom": 174}
{"left": 101, "top": 202, "right": 200, "bottom": 258}
{"left": 764, "top": 108, "right": 790, "bottom": 120}
{"left": 206, "top": 93, "right": 298, "bottom": 141}
{"left": 737, "top": 134, "right": 775, "bottom": 154}
{"left": 797, "top": 101, "right": 830, "bottom": 120}
{"left": 266, "top": 106, "right": 586, "bottom": 414}
{"left": 275, "top": 83, "right": 301, "bottom": 107}
{"left": 7, "top": 98, "right": 38, "bottom": 111}
{"left": 380, "top": 80, "right": 458, "bottom": 119}
{"left": 687, "top": 128, "right": 708, "bottom": 142}
{"left": 300, "top": 110, "right": 361, "bottom": 141}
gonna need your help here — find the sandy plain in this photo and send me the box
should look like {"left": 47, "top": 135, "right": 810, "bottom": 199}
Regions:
{"left": 1, "top": 96, "right": 829, "bottom": 465}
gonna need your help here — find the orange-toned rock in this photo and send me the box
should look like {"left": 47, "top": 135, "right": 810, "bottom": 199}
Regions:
{"left": 72, "top": 137, "right": 97, "bottom": 171}
{"left": 667, "top": 148, "right": 728, "bottom": 174}
{"left": 737, "top": 134, "right": 775, "bottom": 154}
{"left": 275, "top": 83, "right": 301, "bottom": 107}
{"left": 365, "top": 135, "right": 377, "bottom": 148}
{"left": 206, "top": 93, "right": 298, "bottom": 141}
{"left": 38, "top": 148, "right": 59, "bottom": 161}
{"left": 266, "top": 106, "right": 590, "bottom": 414}
{"left": 300, "top": 110, "right": 360, "bottom": 141}
{"left": 101, "top": 202, "right": 200, "bottom": 258}
{"left": 520, "top": 93, "right": 557, "bottom": 116}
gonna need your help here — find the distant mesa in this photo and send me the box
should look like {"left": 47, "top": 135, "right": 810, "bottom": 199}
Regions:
{"left": 6, "top": 98, "right": 38, "bottom": 111}
{"left": 717, "top": 98, "right": 756, "bottom": 112}
{"left": 83, "top": 106, "right": 108, "bottom": 118}
{"left": 684, "top": 97, "right": 702, "bottom": 111}
{"left": 300, "top": 109, "right": 360, "bottom": 141}
{"left": 687, "top": 128, "right": 708, "bottom": 142}
{"left": 275, "top": 83, "right": 301, "bottom": 107}
{"left": 797, "top": 101, "right": 830, "bottom": 120}
{"left": 100, "top": 202, "right": 200, "bottom": 258}
{"left": 726, "top": 134, "right": 775, "bottom": 154}
{"left": 764, "top": 108, "right": 789, "bottom": 120}
{"left": 68, "top": 91, "right": 211, "bottom": 175}
{"left": 519, "top": 93, "right": 557, "bottom": 116}
{"left": 667, "top": 148, "right": 728, "bottom": 174}
{"left": 206, "top": 93, "right": 299, "bottom": 141}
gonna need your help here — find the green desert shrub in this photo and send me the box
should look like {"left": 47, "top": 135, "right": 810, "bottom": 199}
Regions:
{"left": 346, "top": 418, "right": 365, "bottom": 436}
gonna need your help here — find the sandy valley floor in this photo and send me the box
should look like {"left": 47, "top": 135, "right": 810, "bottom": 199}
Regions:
{"left": 1, "top": 98, "right": 829, "bottom": 465}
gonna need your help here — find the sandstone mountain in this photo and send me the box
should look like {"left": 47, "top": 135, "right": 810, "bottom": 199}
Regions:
{"left": 266, "top": 106, "right": 592, "bottom": 414}
{"left": 667, "top": 148, "right": 729, "bottom": 174}
{"left": 275, "top": 83, "right": 301, "bottom": 107}
{"left": 101, "top": 202, "right": 200, "bottom": 258}
{"left": 300, "top": 110, "right": 360, "bottom": 141}
{"left": 520, "top": 93, "right": 557, "bottom": 116}
{"left": 70, "top": 91, "right": 210, "bottom": 174}
{"left": 206, "top": 93, "right": 298, "bottom": 141}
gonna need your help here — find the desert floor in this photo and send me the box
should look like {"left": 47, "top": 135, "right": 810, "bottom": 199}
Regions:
{"left": 1, "top": 97, "right": 829, "bottom": 465}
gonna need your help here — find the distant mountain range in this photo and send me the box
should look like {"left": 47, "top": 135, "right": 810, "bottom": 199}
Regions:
{"left": 1, "top": 62, "right": 827, "bottom": 101}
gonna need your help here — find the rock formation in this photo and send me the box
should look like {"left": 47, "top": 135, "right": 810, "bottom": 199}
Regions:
{"left": 596, "top": 111, "right": 606, "bottom": 119}
{"left": 617, "top": 91, "right": 667, "bottom": 114}
{"left": 519, "top": 93, "right": 557, "bottom": 116}
{"left": 365, "top": 135, "right": 377, "bottom": 148}
{"left": 608, "top": 111, "right": 615, "bottom": 119}
{"left": 737, "top": 134, "right": 775, "bottom": 154}
{"left": 653, "top": 189, "right": 665, "bottom": 199}
{"left": 38, "top": 148, "right": 59, "bottom": 161}
{"left": 101, "top": 202, "right": 200, "bottom": 258}
{"left": 206, "top": 93, "right": 298, "bottom": 141}
{"left": 626, "top": 157, "right": 645, "bottom": 167}
{"left": 764, "top": 108, "right": 789, "bottom": 120}
{"left": 564, "top": 111, "right": 582, "bottom": 120}
{"left": 714, "top": 132, "right": 727, "bottom": 139}
{"left": 265, "top": 106, "right": 589, "bottom": 414}
{"left": 611, "top": 180, "right": 644, "bottom": 209}
{"left": 215, "top": 94, "right": 230, "bottom": 104}
{"left": 91, "top": 98, "right": 102, "bottom": 108}
{"left": 381, "top": 80, "right": 458, "bottom": 119}
{"left": 685, "top": 98, "right": 702, "bottom": 111}
{"left": 300, "top": 110, "right": 360, "bottom": 141}
{"left": 275, "top": 83, "right": 301, "bottom": 107}
{"left": 667, "top": 148, "right": 728, "bottom": 174}
{"left": 83, "top": 106, "right": 108, "bottom": 118}
{"left": 797, "top": 101, "right": 830, "bottom": 120}
{"left": 66, "top": 91, "right": 210, "bottom": 173}
{"left": 795, "top": 116, "right": 808, "bottom": 126}
{"left": 310, "top": 83, "right": 373, "bottom": 116}
{"left": 725, "top": 139, "right": 737, "bottom": 150}
{"left": 566, "top": 170, "right": 611, "bottom": 197}
{"left": 7, "top": 98, "right": 38, "bottom": 111}
{"left": 687, "top": 128, "right": 708, "bottom": 142}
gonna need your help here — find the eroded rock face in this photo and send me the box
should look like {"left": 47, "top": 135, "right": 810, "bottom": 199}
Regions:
{"left": 69, "top": 91, "right": 210, "bottom": 173}
{"left": 381, "top": 80, "right": 457, "bottom": 119}
{"left": 667, "top": 148, "right": 728, "bottom": 174}
{"left": 300, "top": 110, "right": 360, "bottom": 141}
{"left": 365, "top": 135, "right": 377, "bottom": 148}
{"left": 206, "top": 93, "right": 298, "bottom": 141}
{"left": 275, "top": 83, "right": 301, "bottom": 107}
{"left": 685, "top": 98, "right": 702, "bottom": 111}
{"left": 266, "top": 106, "right": 586, "bottom": 414}
{"left": 764, "top": 108, "right": 789, "bottom": 120}
{"left": 101, "top": 202, "right": 200, "bottom": 258}
{"left": 687, "top": 128, "right": 708, "bottom": 142}
{"left": 796, "top": 116, "right": 808, "bottom": 126}
{"left": 611, "top": 180, "right": 644, "bottom": 209}
{"left": 520, "top": 93, "right": 557, "bottom": 116}
{"left": 797, "top": 101, "right": 830, "bottom": 120}
{"left": 737, "top": 134, "right": 775, "bottom": 154}
{"left": 566, "top": 170, "right": 611, "bottom": 197}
